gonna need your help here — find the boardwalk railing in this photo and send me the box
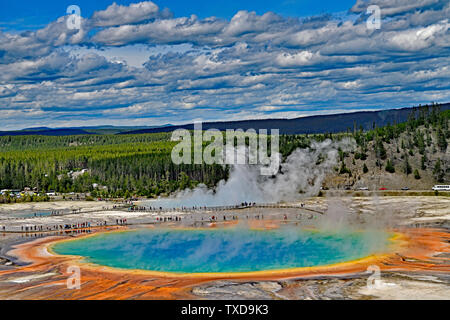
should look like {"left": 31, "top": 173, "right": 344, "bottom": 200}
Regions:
{"left": 130, "top": 203, "right": 325, "bottom": 215}
{"left": 0, "top": 203, "right": 325, "bottom": 222}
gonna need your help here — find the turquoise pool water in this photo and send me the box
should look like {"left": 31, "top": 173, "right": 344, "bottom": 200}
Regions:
{"left": 24, "top": 211, "right": 52, "bottom": 218}
{"left": 52, "top": 228, "right": 390, "bottom": 273}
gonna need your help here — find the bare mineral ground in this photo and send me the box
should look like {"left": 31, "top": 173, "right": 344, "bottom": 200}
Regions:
{"left": 0, "top": 196, "right": 449, "bottom": 300}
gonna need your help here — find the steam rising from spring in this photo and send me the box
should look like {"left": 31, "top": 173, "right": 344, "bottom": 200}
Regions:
{"left": 149, "top": 138, "right": 355, "bottom": 208}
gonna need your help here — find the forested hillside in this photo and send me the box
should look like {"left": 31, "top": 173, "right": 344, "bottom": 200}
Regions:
{"left": 324, "top": 106, "right": 449, "bottom": 189}
{"left": 0, "top": 134, "right": 227, "bottom": 200}
{"left": 0, "top": 105, "right": 448, "bottom": 202}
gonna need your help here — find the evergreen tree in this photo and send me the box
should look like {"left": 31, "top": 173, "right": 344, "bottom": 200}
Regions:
{"left": 339, "top": 162, "right": 351, "bottom": 175}
{"left": 375, "top": 138, "right": 387, "bottom": 160}
{"left": 433, "top": 158, "right": 444, "bottom": 182}
{"left": 437, "top": 128, "right": 448, "bottom": 152}
{"left": 385, "top": 160, "right": 395, "bottom": 173}
{"left": 421, "top": 154, "right": 427, "bottom": 170}
{"left": 404, "top": 155, "right": 412, "bottom": 175}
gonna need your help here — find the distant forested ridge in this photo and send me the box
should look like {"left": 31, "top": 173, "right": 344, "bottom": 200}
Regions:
{"left": 0, "top": 128, "right": 93, "bottom": 136}
{"left": 1, "top": 103, "right": 449, "bottom": 137}
{"left": 122, "top": 103, "right": 450, "bottom": 135}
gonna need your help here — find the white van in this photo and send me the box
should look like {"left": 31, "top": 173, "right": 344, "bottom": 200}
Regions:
{"left": 432, "top": 185, "right": 450, "bottom": 191}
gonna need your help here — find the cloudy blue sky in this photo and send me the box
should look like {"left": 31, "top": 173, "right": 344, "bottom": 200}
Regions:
{"left": 0, "top": 0, "right": 449, "bottom": 130}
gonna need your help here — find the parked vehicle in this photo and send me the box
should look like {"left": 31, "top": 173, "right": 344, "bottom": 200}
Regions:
{"left": 432, "top": 185, "right": 450, "bottom": 191}
{"left": 379, "top": 187, "right": 387, "bottom": 190}
{"left": 401, "top": 187, "right": 409, "bottom": 191}
{"left": 357, "top": 187, "right": 369, "bottom": 191}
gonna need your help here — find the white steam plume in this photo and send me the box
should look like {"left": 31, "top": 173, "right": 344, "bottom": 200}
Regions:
{"left": 147, "top": 138, "right": 355, "bottom": 208}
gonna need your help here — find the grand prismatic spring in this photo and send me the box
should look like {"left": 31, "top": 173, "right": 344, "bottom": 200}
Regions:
{"left": 50, "top": 227, "right": 391, "bottom": 274}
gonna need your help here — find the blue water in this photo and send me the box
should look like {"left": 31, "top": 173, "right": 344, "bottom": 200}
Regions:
{"left": 52, "top": 228, "right": 390, "bottom": 273}
{"left": 23, "top": 211, "right": 53, "bottom": 218}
